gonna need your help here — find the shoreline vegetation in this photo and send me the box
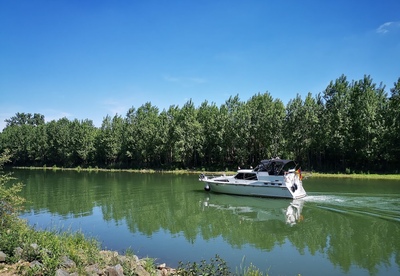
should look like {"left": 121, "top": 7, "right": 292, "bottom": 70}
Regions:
{"left": 11, "top": 165, "right": 400, "bottom": 181}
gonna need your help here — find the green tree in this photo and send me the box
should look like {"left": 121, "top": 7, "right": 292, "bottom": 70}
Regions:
{"left": 245, "top": 92, "right": 286, "bottom": 164}
{"left": 0, "top": 113, "right": 47, "bottom": 166}
{"left": 0, "top": 124, "right": 33, "bottom": 165}
{"left": 308, "top": 93, "right": 326, "bottom": 170}
{"left": 46, "top": 118, "right": 73, "bottom": 166}
{"left": 246, "top": 93, "right": 273, "bottom": 164}
{"left": 285, "top": 94, "right": 304, "bottom": 161}
{"left": 322, "top": 75, "right": 351, "bottom": 171}
{"left": 1, "top": 74, "right": 398, "bottom": 172}
{"left": 270, "top": 98, "right": 286, "bottom": 159}
{"left": 155, "top": 109, "right": 172, "bottom": 167}
{"left": 30, "top": 124, "right": 48, "bottom": 165}
{"left": 349, "top": 75, "right": 387, "bottom": 171}
{"left": 197, "top": 101, "right": 224, "bottom": 168}
{"left": 286, "top": 92, "right": 320, "bottom": 168}
{"left": 123, "top": 103, "right": 161, "bottom": 167}
{"left": 221, "top": 95, "right": 249, "bottom": 167}
{"left": 385, "top": 77, "right": 400, "bottom": 170}
{"left": 70, "top": 119, "right": 97, "bottom": 166}
{"left": 175, "top": 100, "right": 203, "bottom": 168}
{"left": 163, "top": 105, "right": 181, "bottom": 168}
{"left": 124, "top": 108, "right": 138, "bottom": 167}
{"left": 5, "top": 112, "right": 44, "bottom": 127}
{"left": 96, "top": 115, "right": 124, "bottom": 167}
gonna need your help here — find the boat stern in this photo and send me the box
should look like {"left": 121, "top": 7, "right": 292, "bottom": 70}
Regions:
{"left": 284, "top": 171, "right": 307, "bottom": 199}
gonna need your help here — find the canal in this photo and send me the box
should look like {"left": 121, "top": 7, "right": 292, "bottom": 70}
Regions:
{"left": 13, "top": 169, "right": 400, "bottom": 275}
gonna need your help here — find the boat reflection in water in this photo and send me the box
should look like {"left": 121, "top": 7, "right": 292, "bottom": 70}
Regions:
{"left": 285, "top": 200, "right": 304, "bottom": 226}
{"left": 201, "top": 194, "right": 304, "bottom": 226}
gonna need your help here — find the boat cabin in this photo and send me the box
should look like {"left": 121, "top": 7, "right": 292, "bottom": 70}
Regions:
{"left": 234, "top": 170, "right": 258, "bottom": 180}
{"left": 254, "top": 159, "right": 298, "bottom": 176}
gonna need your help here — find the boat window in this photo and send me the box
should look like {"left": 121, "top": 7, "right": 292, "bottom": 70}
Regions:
{"left": 245, "top": 173, "right": 258, "bottom": 180}
{"left": 235, "top": 173, "right": 244, "bottom": 179}
{"left": 269, "top": 162, "right": 277, "bottom": 175}
{"left": 254, "top": 164, "right": 267, "bottom": 172}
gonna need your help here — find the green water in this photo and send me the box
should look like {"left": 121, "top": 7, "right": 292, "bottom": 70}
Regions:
{"left": 13, "top": 169, "right": 400, "bottom": 275}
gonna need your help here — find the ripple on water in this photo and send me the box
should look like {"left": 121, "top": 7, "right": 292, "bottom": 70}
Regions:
{"left": 303, "top": 193, "right": 400, "bottom": 222}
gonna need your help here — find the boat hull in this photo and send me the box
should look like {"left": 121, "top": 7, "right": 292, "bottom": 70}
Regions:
{"left": 203, "top": 181, "right": 307, "bottom": 199}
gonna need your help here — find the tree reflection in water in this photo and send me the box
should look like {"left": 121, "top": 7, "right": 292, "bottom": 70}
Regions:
{"left": 17, "top": 170, "right": 400, "bottom": 275}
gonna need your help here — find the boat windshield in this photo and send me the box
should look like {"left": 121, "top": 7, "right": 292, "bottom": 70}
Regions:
{"left": 256, "top": 159, "right": 297, "bottom": 175}
{"left": 281, "top": 161, "right": 297, "bottom": 172}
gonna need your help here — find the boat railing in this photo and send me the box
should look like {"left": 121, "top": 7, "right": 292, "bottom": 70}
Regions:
{"left": 199, "top": 173, "right": 234, "bottom": 181}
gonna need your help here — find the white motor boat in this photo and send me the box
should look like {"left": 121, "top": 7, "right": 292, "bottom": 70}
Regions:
{"left": 199, "top": 158, "right": 307, "bottom": 199}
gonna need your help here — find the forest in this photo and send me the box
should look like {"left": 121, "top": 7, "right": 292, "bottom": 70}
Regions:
{"left": 1, "top": 74, "right": 400, "bottom": 173}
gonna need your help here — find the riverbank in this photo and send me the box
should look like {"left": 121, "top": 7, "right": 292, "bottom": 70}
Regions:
{"left": 0, "top": 218, "right": 261, "bottom": 275}
{"left": 0, "top": 216, "right": 176, "bottom": 276}
{"left": 11, "top": 166, "right": 400, "bottom": 181}
{"left": 309, "top": 172, "right": 400, "bottom": 180}
{"left": 0, "top": 249, "right": 174, "bottom": 276}
{"left": 11, "top": 165, "right": 230, "bottom": 175}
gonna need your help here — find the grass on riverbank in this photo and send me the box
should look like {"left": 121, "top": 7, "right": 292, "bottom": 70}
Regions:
{"left": 13, "top": 165, "right": 400, "bottom": 181}
{"left": 0, "top": 217, "right": 103, "bottom": 275}
{"left": 12, "top": 165, "right": 239, "bottom": 176}
{"left": 309, "top": 172, "right": 400, "bottom": 180}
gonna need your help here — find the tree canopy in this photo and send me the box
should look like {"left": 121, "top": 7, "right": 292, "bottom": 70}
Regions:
{"left": 1, "top": 75, "right": 399, "bottom": 173}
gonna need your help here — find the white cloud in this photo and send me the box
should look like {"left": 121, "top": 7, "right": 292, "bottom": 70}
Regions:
{"left": 376, "top": 21, "right": 400, "bottom": 34}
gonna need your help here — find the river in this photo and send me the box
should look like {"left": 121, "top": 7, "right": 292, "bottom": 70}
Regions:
{"left": 12, "top": 169, "right": 400, "bottom": 275}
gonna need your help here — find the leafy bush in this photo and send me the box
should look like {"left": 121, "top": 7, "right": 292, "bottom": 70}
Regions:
{"left": 0, "top": 150, "right": 102, "bottom": 274}
{"left": 0, "top": 150, "right": 25, "bottom": 228}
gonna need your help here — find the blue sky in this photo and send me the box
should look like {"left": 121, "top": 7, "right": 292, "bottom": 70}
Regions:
{"left": 1, "top": 0, "right": 399, "bottom": 131}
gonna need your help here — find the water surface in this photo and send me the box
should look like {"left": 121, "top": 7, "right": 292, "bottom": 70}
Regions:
{"left": 13, "top": 170, "right": 400, "bottom": 275}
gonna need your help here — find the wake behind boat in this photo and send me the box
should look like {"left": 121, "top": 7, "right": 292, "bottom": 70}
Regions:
{"left": 199, "top": 158, "right": 307, "bottom": 199}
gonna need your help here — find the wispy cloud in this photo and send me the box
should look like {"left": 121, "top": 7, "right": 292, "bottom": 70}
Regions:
{"left": 188, "top": 77, "right": 207, "bottom": 84}
{"left": 376, "top": 21, "right": 400, "bottom": 34}
{"left": 45, "top": 110, "right": 73, "bottom": 122}
{"left": 102, "top": 98, "right": 129, "bottom": 116}
{"left": 163, "top": 75, "right": 181, "bottom": 82}
{"left": 215, "top": 51, "right": 246, "bottom": 63}
{"left": 0, "top": 107, "right": 73, "bottom": 130}
{"left": 163, "top": 75, "right": 207, "bottom": 85}
{"left": 0, "top": 110, "right": 15, "bottom": 131}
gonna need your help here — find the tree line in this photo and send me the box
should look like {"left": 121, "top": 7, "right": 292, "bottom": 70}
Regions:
{"left": 1, "top": 74, "right": 399, "bottom": 173}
